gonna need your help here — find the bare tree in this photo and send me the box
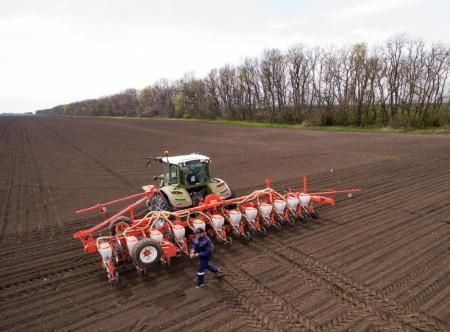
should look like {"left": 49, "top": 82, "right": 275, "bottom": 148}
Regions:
{"left": 37, "top": 35, "right": 450, "bottom": 128}
{"left": 260, "top": 48, "right": 286, "bottom": 122}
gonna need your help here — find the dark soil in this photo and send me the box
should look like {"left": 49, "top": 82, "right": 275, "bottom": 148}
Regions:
{"left": 0, "top": 116, "right": 449, "bottom": 331}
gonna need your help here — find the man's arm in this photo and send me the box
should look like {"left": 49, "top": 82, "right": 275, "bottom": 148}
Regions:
{"left": 190, "top": 241, "right": 199, "bottom": 258}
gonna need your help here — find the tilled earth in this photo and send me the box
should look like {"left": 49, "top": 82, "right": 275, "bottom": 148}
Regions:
{"left": 0, "top": 116, "right": 449, "bottom": 331}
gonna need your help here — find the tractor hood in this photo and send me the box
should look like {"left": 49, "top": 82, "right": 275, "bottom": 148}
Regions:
{"left": 160, "top": 185, "right": 193, "bottom": 209}
{"left": 208, "top": 178, "right": 232, "bottom": 199}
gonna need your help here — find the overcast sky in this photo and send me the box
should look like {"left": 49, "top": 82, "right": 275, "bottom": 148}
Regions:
{"left": 1, "top": 0, "right": 449, "bottom": 113}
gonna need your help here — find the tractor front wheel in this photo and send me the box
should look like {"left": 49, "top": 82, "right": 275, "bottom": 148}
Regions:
{"left": 146, "top": 194, "right": 174, "bottom": 212}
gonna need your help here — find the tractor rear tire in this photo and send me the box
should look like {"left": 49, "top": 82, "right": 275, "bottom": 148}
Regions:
{"left": 110, "top": 216, "right": 132, "bottom": 235}
{"left": 193, "top": 188, "right": 208, "bottom": 206}
{"left": 146, "top": 194, "right": 174, "bottom": 212}
{"left": 131, "top": 239, "right": 162, "bottom": 269}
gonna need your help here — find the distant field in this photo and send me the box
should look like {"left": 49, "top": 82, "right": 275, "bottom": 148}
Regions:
{"left": 0, "top": 116, "right": 449, "bottom": 331}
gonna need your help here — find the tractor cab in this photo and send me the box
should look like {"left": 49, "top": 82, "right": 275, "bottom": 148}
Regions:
{"left": 147, "top": 153, "right": 233, "bottom": 211}
{"left": 162, "top": 154, "right": 211, "bottom": 188}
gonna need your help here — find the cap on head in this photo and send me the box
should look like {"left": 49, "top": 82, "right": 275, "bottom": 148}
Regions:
{"left": 195, "top": 227, "right": 205, "bottom": 234}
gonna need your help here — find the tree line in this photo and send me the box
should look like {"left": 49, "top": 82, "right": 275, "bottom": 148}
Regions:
{"left": 36, "top": 35, "right": 450, "bottom": 128}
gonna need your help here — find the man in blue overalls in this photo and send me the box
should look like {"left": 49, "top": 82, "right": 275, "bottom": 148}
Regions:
{"left": 190, "top": 228, "right": 224, "bottom": 288}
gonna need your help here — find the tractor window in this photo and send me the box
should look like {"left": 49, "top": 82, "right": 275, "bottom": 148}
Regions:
{"left": 180, "top": 162, "right": 208, "bottom": 186}
{"left": 165, "top": 164, "right": 178, "bottom": 185}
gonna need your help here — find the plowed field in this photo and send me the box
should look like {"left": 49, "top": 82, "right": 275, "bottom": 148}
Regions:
{"left": 1, "top": 116, "right": 449, "bottom": 331}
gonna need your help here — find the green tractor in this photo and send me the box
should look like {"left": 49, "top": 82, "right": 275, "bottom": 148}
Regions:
{"left": 145, "top": 152, "right": 234, "bottom": 211}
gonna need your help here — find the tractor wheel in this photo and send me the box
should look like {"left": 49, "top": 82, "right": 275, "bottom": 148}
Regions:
{"left": 275, "top": 222, "right": 282, "bottom": 230}
{"left": 244, "top": 231, "right": 252, "bottom": 241}
{"left": 225, "top": 236, "right": 233, "bottom": 247}
{"left": 131, "top": 239, "right": 162, "bottom": 269}
{"left": 310, "top": 210, "right": 320, "bottom": 219}
{"left": 109, "top": 216, "right": 131, "bottom": 235}
{"left": 146, "top": 194, "right": 174, "bottom": 212}
{"left": 192, "top": 188, "right": 208, "bottom": 206}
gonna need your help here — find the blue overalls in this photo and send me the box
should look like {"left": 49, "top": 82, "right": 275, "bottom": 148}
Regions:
{"left": 192, "top": 235, "right": 219, "bottom": 286}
